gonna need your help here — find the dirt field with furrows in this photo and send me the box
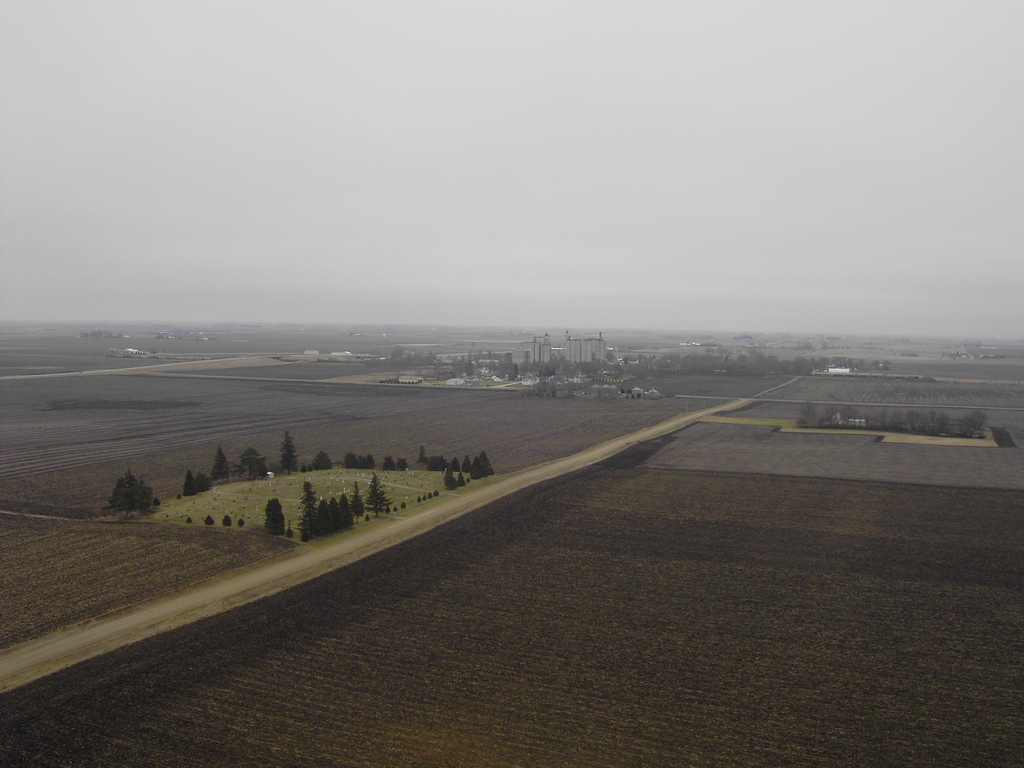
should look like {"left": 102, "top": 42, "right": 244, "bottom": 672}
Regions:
{"left": 0, "top": 514, "right": 295, "bottom": 650}
{"left": 0, "top": 372, "right": 691, "bottom": 515}
{"left": 767, "top": 375, "right": 1024, "bottom": 408}
{"left": 2, "top": 468, "right": 1021, "bottom": 767}
{"left": 0, "top": 374, "right": 486, "bottom": 480}
{"left": 886, "top": 358, "right": 1024, "bottom": 382}
{"left": 645, "top": 421, "right": 1024, "bottom": 489}
{"left": 180, "top": 362, "right": 373, "bottom": 379}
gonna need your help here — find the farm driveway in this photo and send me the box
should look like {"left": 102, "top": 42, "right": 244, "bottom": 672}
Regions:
{"left": 0, "top": 396, "right": 754, "bottom": 693}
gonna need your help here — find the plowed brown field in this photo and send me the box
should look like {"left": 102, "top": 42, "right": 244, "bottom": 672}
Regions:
{"left": 2, "top": 468, "right": 1021, "bottom": 767}
{"left": 0, "top": 372, "right": 694, "bottom": 515}
{"left": 646, "top": 421, "right": 1024, "bottom": 489}
{"left": 0, "top": 514, "right": 296, "bottom": 650}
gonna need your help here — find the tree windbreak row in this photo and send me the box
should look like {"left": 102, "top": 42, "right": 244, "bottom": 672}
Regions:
{"left": 797, "top": 403, "right": 987, "bottom": 437}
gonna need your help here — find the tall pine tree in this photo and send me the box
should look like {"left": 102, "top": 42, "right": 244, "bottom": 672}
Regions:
{"left": 477, "top": 451, "right": 494, "bottom": 476}
{"left": 315, "top": 498, "right": 332, "bottom": 537}
{"left": 182, "top": 469, "right": 198, "bottom": 497}
{"left": 338, "top": 493, "right": 353, "bottom": 529}
{"left": 264, "top": 498, "right": 285, "bottom": 535}
{"left": 298, "top": 480, "right": 317, "bottom": 541}
{"left": 211, "top": 446, "right": 230, "bottom": 482}
{"left": 280, "top": 431, "right": 298, "bottom": 475}
{"left": 366, "top": 473, "right": 391, "bottom": 517}
{"left": 350, "top": 482, "right": 365, "bottom": 520}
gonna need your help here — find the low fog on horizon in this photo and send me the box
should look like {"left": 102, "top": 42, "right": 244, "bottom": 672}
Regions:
{"left": 1, "top": 1, "right": 1022, "bottom": 339}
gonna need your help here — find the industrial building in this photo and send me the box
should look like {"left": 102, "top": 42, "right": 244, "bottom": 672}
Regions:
{"left": 564, "top": 331, "right": 606, "bottom": 363}
{"left": 528, "top": 333, "right": 552, "bottom": 364}
{"left": 516, "top": 331, "right": 607, "bottom": 365}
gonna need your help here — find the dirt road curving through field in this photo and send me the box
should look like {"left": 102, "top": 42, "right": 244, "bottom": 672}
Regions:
{"left": 0, "top": 395, "right": 754, "bottom": 693}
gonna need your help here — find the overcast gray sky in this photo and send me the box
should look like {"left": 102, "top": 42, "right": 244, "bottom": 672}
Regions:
{"left": 1, "top": 1, "right": 1021, "bottom": 337}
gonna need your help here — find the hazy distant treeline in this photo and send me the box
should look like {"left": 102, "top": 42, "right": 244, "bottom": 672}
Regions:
{"left": 798, "top": 403, "right": 987, "bottom": 437}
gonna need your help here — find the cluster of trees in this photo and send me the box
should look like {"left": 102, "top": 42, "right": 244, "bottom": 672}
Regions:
{"left": 343, "top": 452, "right": 377, "bottom": 469}
{"left": 266, "top": 471, "right": 439, "bottom": 541}
{"left": 267, "top": 478, "right": 370, "bottom": 541}
{"left": 306, "top": 451, "right": 333, "bottom": 472}
{"left": 110, "top": 433, "right": 495, "bottom": 525}
{"left": 798, "top": 403, "right": 987, "bottom": 437}
{"left": 106, "top": 470, "right": 157, "bottom": 516}
{"left": 181, "top": 469, "right": 213, "bottom": 496}
{"left": 180, "top": 435, "right": 330, "bottom": 486}
{"left": 417, "top": 447, "right": 494, "bottom": 479}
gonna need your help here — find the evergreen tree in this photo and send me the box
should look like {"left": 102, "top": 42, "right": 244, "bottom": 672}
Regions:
{"left": 470, "top": 456, "right": 482, "bottom": 480}
{"left": 107, "top": 470, "right": 154, "bottom": 516}
{"left": 457, "top": 471, "right": 466, "bottom": 487}
{"left": 396, "top": 457, "right": 408, "bottom": 471}
{"left": 417, "top": 445, "right": 428, "bottom": 465}
{"left": 222, "top": 514, "right": 232, "bottom": 526}
{"left": 350, "top": 482, "right": 364, "bottom": 520}
{"left": 236, "top": 448, "right": 268, "bottom": 479}
{"left": 204, "top": 515, "right": 214, "bottom": 525}
{"left": 343, "top": 452, "right": 358, "bottom": 469}
{"left": 182, "top": 469, "right": 198, "bottom": 497}
{"left": 280, "top": 431, "right": 298, "bottom": 475}
{"left": 382, "top": 455, "right": 396, "bottom": 472}
{"left": 194, "top": 472, "right": 212, "bottom": 492}
{"left": 315, "top": 498, "right": 332, "bottom": 537}
{"left": 443, "top": 466, "right": 457, "bottom": 490}
{"left": 312, "top": 451, "right": 333, "bottom": 471}
{"left": 211, "top": 446, "right": 230, "bottom": 482}
{"left": 366, "top": 473, "right": 391, "bottom": 517}
{"left": 264, "top": 497, "right": 285, "bottom": 535}
{"left": 450, "top": 457, "right": 461, "bottom": 474}
{"left": 477, "top": 451, "right": 494, "bottom": 476}
{"left": 298, "top": 480, "right": 317, "bottom": 541}
{"left": 338, "top": 493, "right": 354, "bottom": 529}
{"left": 461, "top": 455, "right": 472, "bottom": 473}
